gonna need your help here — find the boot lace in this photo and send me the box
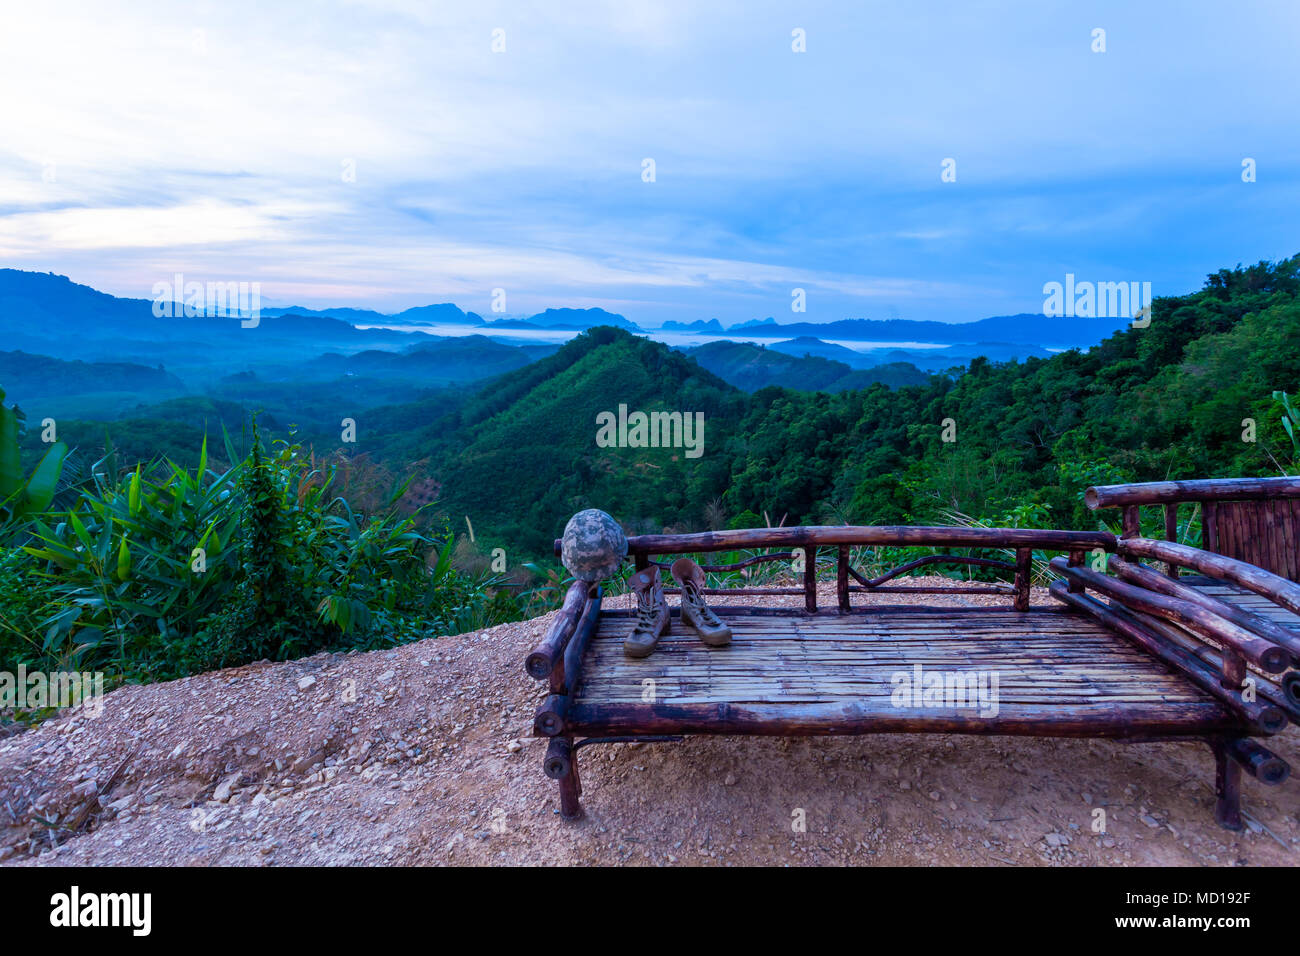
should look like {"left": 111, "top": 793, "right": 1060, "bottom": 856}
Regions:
{"left": 635, "top": 587, "right": 659, "bottom": 629}
{"left": 684, "top": 580, "right": 721, "bottom": 626}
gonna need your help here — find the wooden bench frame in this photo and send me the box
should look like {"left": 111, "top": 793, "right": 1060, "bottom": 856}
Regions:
{"left": 526, "top": 493, "right": 1298, "bottom": 827}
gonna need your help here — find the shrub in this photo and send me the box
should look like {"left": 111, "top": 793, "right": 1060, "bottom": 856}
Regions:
{"left": 10, "top": 428, "right": 530, "bottom": 681}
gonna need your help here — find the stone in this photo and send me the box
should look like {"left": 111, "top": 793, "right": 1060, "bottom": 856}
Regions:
{"left": 214, "top": 772, "right": 241, "bottom": 803}
{"left": 297, "top": 676, "right": 316, "bottom": 691}
{"left": 560, "top": 509, "right": 627, "bottom": 582}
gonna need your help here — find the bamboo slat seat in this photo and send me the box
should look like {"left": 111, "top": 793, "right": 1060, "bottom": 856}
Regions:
{"left": 564, "top": 606, "right": 1233, "bottom": 737}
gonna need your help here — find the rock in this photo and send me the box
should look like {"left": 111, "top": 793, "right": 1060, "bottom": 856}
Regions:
{"left": 506, "top": 740, "right": 522, "bottom": 754}
{"left": 1044, "top": 832, "right": 1068, "bottom": 847}
{"left": 297, "top": 676, "right": 316, "bottom": 691}
{"left": 724, "top": 773, "right": 737, "bottom": 786}
{"left": 213, "top": 772, "right": 241, "bottom": 803}
{"left": 928, "top": 791, "right": 941, "bottom": 801}
{"left": 1139, "top": 813, "right": 1161, "bottom": 829}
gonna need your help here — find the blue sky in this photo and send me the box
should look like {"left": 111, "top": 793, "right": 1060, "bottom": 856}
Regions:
{"left": 1, "top": 0, "right": 1297, "bottom": 325}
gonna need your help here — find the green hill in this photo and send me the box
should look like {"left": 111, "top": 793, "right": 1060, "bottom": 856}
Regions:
{"left": 683, "top": 340, "right": 928, "bottom": 391}
{"left": 362, "top": 256, "right": 1300, "bottom": 558}
{"left": 15, "top": 256, "right": 1299, "bottom": 568}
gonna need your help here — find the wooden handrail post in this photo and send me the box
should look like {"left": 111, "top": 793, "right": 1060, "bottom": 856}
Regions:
{"left": 1067, "top": 549, "right": 1085, "bottom": 594}
{"left": 1013, "top": 548, "right": 1032, "bottom": 611}
{"left": 1122, "top": 505, "right": 1140, "bottom": 539}
{"left": 1221, "top": 648, "right": 1247, "bottom": 693}
{"left": 804, "top": 546, "right": 817, "bottom": 613}
{"left": 836, "top": 545, "right": 850, "bottom": 612}
{"left": 1203, "top": 500, "right": 1219, "bottom": 552}
{"left": 1164, "top": 503, "right": 1180, "bottom": 578}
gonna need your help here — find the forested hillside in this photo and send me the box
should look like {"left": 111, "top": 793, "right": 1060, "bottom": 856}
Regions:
{"left": 684, "top": 340, "right": 928, "bottom": 392}
{"left": 385, "top": 257, "right": 1299, "bottom": 559}
{"left": 7, "top": 257, "right": 1298, "bottom": 569}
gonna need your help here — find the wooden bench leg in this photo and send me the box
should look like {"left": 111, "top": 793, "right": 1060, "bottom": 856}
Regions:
{"left": 1212, "top": 738, "right": 1243, "bottom": 831}
{"left": 545, "top": 736, "right": 584, "bottom": 820}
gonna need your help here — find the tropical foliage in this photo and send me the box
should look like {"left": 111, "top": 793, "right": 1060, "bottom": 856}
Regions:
{"left": 0, "top": 422, "right": 525, "bottom": 684}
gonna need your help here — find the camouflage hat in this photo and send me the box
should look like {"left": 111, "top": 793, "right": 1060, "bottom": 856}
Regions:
{"left": 560, "top": 509, "right": 628, "bottom": 582}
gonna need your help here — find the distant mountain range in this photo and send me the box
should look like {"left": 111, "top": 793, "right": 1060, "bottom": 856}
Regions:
{"left": 0, "top": 269, "right": 1122, "bottom": 357}
{"left": 765, "top": 335, "right": 1054, "bottom": 372}
{"left": 259, "top": 302, "right": 485, "bottom": 325}
{"left": 260, "top": 303, "right": 641, "bottom": 332}
{"left": 686, "top": 313, "right": 1129, "bottom": 348}
{"left": 0, "top": 269, "right": 1124, "bottom": 420}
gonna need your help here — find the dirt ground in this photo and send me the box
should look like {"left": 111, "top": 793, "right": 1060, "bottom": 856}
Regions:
{"left": 2, "top": 577, "right": 1297, "bottom": 867}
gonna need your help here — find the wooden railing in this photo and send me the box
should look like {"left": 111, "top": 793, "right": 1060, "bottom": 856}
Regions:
{"left": 554, "top": 525, "right": 1115, "bottom": 614}
{"left": 1049, "top": 559, "right": 1290, "bottom": 736}
{"left": 1060, "top": 478, "right": 1300, "bottom": 737}
{"left": 1087, "top": 476, "right": 1300, "bottom": 581}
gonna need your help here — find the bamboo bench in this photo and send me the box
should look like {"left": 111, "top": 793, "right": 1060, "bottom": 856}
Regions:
{"left": 527, "top": 486, "right": 1299, "bottom": 827}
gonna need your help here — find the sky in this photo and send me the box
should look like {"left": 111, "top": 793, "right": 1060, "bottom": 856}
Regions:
{"left": 1, "top": 0, "right": 1297, "bottom": 326}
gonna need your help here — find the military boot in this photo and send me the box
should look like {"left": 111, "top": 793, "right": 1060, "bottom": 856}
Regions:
{"left": 624, "top": 565, "right": 670, "bottom": 658}
{"left": 671, "top": 558, "right": 732, "bottom": 647}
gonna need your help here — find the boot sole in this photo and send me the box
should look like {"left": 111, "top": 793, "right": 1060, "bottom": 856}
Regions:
{"left": 682, "top": 619, "right": 731, "bottom": 647}
{"left": 623, "top": 617, "right": 670, "bottom": 658}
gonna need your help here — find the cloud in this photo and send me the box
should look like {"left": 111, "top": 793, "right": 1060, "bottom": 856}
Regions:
{"left": 1, "top": 0, "right": 1297, "bottom": 322}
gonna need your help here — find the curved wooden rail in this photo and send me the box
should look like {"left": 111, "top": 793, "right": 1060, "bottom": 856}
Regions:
{"left": 851, "top": 553, "right": 1015, "bottom": 588}
{"left": 525, "top": 581, "right": 588, "bottom": 679}
{"left": 647, "top": 551, "right": 795, "bottom": 573}
{"left": 1048, "top": 581, "right": 1287, "bottom": 734}
{"left": 624, "top": 525, "right": 1115, "bottom": 554}
{"left": 1116, "top": 538, "right": 1300, "bottom": 618}
{"left": 1049, "top": 557, "right": 1290, "bottom": 673}
{"left": 1087, "top": 477, "right": 1300, "bottom": 509}
{"left": 1108, "top": 555, "right": 1300, "bottom": 658}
